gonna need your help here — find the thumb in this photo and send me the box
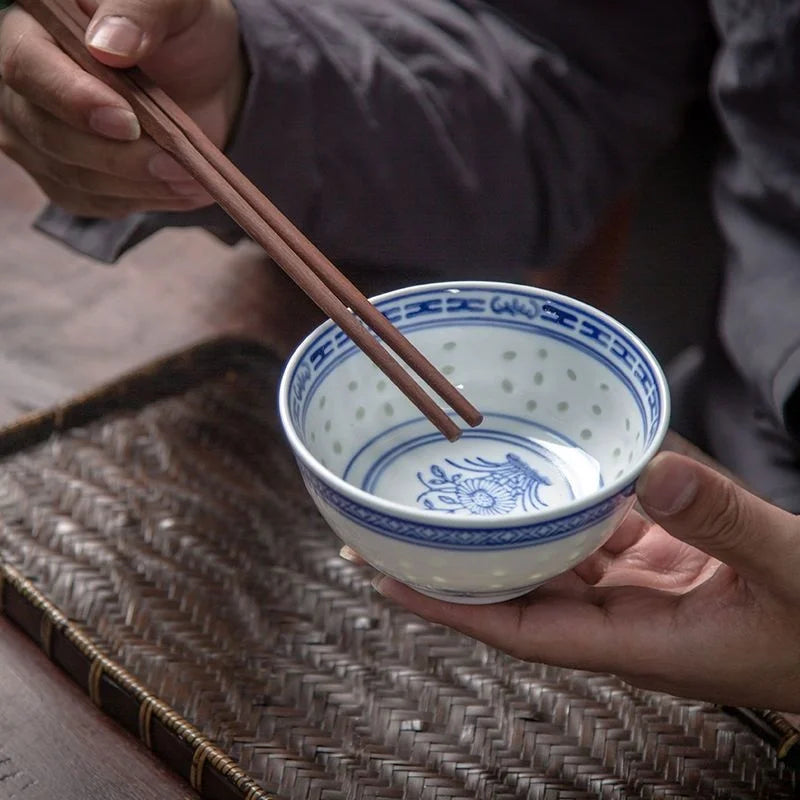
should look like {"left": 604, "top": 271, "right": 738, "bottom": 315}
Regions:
{"left": 636, "top": 451, "right": 800, "bottom": 589}
{"left": 83, "top": 0, "right": 200, "bottom": 67}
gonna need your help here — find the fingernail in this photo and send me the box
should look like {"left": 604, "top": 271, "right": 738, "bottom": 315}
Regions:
{"left": 339, "top": 545, "right": 359, "bottom": 563}
{"left": 87, "top": 16, "right": 144, "bottom": 57}
{"left": 371, "top": 576, "right": 388, "bottom": 596}
{"left": 149, "top": 152, "right": 191, "bottom": 181}
{"left": 89, "top": 106, "right": 140, "bottom": 141}
{"left": 637, "top": 454, "right": 698, "bottom": 516}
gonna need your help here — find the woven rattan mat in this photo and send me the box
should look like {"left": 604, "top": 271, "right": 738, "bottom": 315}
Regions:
{"left": 0, "top": 338, "right": 797, "bottom": 800}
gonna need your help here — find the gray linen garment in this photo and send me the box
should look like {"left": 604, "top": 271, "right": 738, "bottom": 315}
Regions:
{"left": 34, "top": 1, "right": 800, "bottom": 508}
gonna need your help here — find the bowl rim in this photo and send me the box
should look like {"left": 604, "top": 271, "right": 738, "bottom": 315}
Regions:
{"left": 278, "top": 280, "right": 671, "bottom": 528}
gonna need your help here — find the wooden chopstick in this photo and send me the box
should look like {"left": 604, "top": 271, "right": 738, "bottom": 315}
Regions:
{"left": 18, "top": 0, "right": 484, "bottom": 442}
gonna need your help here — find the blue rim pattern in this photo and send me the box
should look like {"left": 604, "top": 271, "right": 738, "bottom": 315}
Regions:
{"left": 287, "top": 287, "right": 663, "bottom": 447}
{"left": 300, "top": 318, "right": 649, "bottom": 440}
{"left": 300, "top": 462, "right": 635, "bottom": 550}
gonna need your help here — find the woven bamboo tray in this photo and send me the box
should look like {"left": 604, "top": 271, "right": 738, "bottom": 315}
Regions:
{"left": 0, "top": 337, "right": 797, "bottom": 800}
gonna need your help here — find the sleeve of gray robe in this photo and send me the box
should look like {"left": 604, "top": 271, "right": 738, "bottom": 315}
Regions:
{"left": 35, "top": 0, "right": 709, "bottom": 278}
{"left": 710, "top": 2, "right": 800, "bottom": 436}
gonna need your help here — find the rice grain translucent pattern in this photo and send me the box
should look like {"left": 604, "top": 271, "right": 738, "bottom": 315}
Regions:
{"left": 0, "top": 355, "right": 796, "bottom": 800}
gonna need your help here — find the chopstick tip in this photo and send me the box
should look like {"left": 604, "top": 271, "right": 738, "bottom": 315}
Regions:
{"left": 444, "top": 426, "right": 463, "bottom": 443}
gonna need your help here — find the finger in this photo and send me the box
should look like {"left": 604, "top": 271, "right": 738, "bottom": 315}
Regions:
{"left": 34, "top": 173, "right": 213, "bottom": 218}
{"left": 372, "top": 573, "right": 601, "bottom": 661}
{"left": 579, "top": 536, "right": 720, "bottom": 593}
{"left": 373, "top": 574, "right": 676, "bottom": 675}
{"left": 572, "top": 510, "right": 718, "bottom": 592}
{"left": 0, "top": 117, "right": 204, "bottom": 201}
{"left": 572, "top": 512, "right": 653, "bottom": 584}
{"left": 84, "top": 0, "right": 202, "bottom": 67}
{"left": 0, "top": 7, "right": 139, "bottom": 140}
{"left": 1, "top": 88, "right": 194, "bottom": 181}
{"left": 636, "top": 451, "right": 800, "bottom": 589}
{"left": 339, "top": 546, "right": 367, "bottom": 566}
{"left": 598, "top": 510, "right": 653, "bottom": 554}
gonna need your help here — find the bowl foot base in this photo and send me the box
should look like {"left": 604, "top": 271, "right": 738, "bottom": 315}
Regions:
{"left": 408, "top": 582, "right": 543, "bottom": 605}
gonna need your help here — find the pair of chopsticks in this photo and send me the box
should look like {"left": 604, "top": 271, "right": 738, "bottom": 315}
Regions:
{"left": 16, "top": 0, "right": 482, "bottom": 442}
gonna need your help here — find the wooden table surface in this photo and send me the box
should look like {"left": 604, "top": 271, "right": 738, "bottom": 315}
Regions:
{"left": 0, "top": 618, "right": 196, "bottom": 800}
{"left": 0, "top": 160, "right": 328, "bottom": 429}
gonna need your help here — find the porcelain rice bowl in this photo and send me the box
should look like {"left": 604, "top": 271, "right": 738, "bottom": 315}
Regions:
{"left": 279, "top": 281, "right": 670, "bottom": 604}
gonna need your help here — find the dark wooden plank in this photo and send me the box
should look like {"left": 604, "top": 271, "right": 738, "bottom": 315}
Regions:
{"left": 0, "top": 617, "right": 196, "bottom": 800}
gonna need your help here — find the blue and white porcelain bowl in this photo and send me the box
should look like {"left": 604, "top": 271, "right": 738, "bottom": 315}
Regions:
{"left": 279, "top": 282, "right": 670, "bottom": 604}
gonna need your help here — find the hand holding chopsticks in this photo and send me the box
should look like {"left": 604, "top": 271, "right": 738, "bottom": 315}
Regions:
{"left": 13, "top": 0, "right": 483, "bottom": 441}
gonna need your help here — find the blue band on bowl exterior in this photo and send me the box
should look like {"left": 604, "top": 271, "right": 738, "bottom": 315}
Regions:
{"left": 299, "top": 461, "right": 635, "bottom": 551}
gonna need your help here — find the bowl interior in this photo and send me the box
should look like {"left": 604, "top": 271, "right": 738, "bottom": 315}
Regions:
{"left": 283, "top": 284, "right": 666, "bottom": 520}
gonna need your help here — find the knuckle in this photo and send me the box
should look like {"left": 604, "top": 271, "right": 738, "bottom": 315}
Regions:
{"left": 0, "top": 82, "right": 73, "bottom": 165}
{"left": 0, "top": 17, "right": 38, "bottom": 94}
